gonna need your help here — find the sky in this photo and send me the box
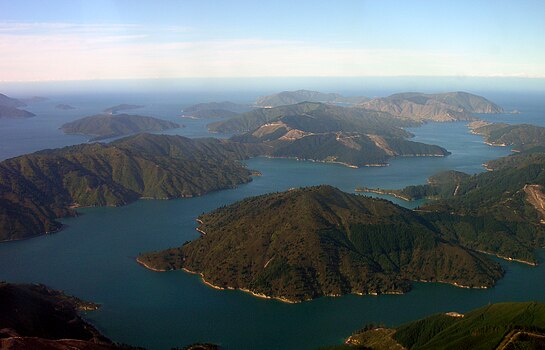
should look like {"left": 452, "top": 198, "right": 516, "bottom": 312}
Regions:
{"left": 1, "top": 0, "right": 545, "bottom": 82}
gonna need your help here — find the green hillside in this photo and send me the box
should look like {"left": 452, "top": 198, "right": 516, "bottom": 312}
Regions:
{"left": 343, "top": 302, "right": 545, "bottom": 350}
{"left": 470, "top": 122, "right": 545, "bottom": 151}
{"left": 362, "top": 152, "right": 545, "bottom": 264}
{"left": 139, "top": 185, "right": 503, "bottom": 302}
{"left": 0, "top": 134, "right": 262, "bottom": 241}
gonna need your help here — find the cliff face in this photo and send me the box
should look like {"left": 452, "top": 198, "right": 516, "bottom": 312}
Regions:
{"left": 139, "top": 186, "right": 503, "bottom": 302}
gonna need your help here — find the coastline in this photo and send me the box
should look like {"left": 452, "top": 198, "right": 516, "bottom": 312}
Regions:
{"left": 355, "top": 188, "right": 412, "bottom": 201}
{"left": 135, "top": 257, "right": 168, "bottom": 272}
{"left": 474, "top": 249, "right": 538, "bottom": 266}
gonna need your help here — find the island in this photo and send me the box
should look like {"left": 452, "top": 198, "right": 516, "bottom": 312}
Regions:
{"left": 358, "top": 91, "right": 503, "bottom": 122}
{"left": 0, "top": 133, "right": 264, "bottom": 241}
{"left": 138, "top": 185, "right": 503, "bottom": 303}
{"left": 255, "top": 89, "right": 369, "bottom": 107}
{"left": 210, "top": 102, "right": 449, "bottom": 167}
{"left": 182, "top": 101, "right": 253, "bottom": 119}
{"left": 103, "top": 104, "right": 144, "bottom": 115}
{"left": 0, "top": 93, "right": 35, "bottom": 119}
{"left": 60, "top": 113, "right": 182, "bottom": 140}
{"left": 339, "top": 302, "right": 545, "bottom": 350}
{"left": 0, "top": 282, "right": 141, "bottom": 349}
{"left": 55, "top": 103, "right": 76, "bottom": 110}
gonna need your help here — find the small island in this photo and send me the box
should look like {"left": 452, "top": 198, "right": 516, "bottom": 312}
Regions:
{"left": 103, "top": 104, "right": 144, "bottom": 115}
{"left": 55, "top": 103, "right": 76, "bottom": 110}
{"left": 60, "top": 113, "right": 182, "bottom": 140}
{"left": 138, "top": 185, "right": 503, "bottom": 303}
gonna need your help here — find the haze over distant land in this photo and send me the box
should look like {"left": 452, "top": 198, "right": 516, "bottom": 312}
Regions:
{"left": 60, "top": 113, "right": 181, "bottom": 140}
{"left": 0, "top": 93, "right": 35, "bottom": 119}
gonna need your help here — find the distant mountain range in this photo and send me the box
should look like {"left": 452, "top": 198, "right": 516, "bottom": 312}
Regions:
{"left": 138, "top": 185, "right": 503, "bottom": 302}
{"left": 255, "top": 89, "right": 370, "bottom": 107}
{"left": 60, "top": 113, "right": 182, "bottom": 140}
{"left": 341, "top": 302, "right": 545, "bottom": 350}
{"left": 358, "top": 91, "right": 503, "bottom": 122}
{"left": 0, "top": 134, "right": 263, "bottom": 241}
{"left": 0, "top": 93, "right": 35, "bottom": 119}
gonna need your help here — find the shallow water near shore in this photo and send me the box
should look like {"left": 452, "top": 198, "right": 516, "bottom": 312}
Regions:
{"left": 0, "top": 92, "right": 544, "bottom": 349}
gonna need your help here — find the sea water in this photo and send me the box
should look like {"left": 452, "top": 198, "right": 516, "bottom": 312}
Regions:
{"left": 0, "top": 90, "right": 543, "bottom": 349}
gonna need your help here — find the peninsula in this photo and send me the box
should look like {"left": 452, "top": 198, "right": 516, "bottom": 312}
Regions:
{"left": 0, "top": 133, "right": 263, "bottom": 241}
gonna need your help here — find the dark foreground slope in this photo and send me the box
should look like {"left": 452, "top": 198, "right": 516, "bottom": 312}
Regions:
{"left": 60, "top": 114, "right": 181, "bottom": 140}
{"left": 0, "top": 133, "right": 262, "bottom": 241}
{"left": 343, "top": 302, "right": 545, "bottom": 350}
{"left": 0, "top": 282, "right": 140, "bottom": 350}
{"left": 139, "top": 185, "right": 502, "bottom": 302}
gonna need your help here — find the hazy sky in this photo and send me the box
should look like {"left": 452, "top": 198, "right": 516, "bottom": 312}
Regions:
{"left": 1, "top": 0, "right": 544, "bottom": 82}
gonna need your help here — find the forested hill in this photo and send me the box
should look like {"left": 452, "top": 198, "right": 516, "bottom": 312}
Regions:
{"left": 470, "top": 122, "right": 545, "bottom": 152}
{"left": 139, "top": 185, "right": 503, "bottom": 302}
{"left": 0, "top": 133, "right": 263, "bottom": 241}
{"left": 358, "top": 91, "right": 503, "bottom": 122}
{"left": 361, "top": 152, "right": 545, "bottom": 264}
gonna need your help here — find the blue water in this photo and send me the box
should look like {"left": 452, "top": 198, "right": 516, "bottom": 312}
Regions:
{"left": 0, "top": 90, "right": 543, "bottom": 349}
